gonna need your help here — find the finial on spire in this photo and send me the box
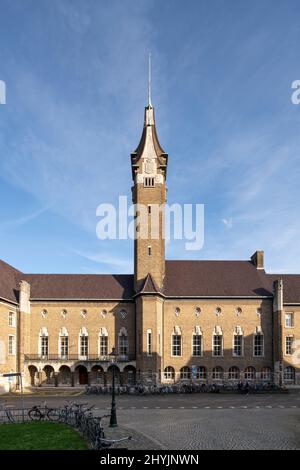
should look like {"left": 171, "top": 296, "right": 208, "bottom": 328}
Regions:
{"left": 148, "top": 52, "right": 152, "bottom": 107}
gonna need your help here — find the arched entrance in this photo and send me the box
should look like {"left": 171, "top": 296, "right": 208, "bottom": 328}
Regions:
{"left": 75, "top": 365, "right": 88, "bottom": 385}
{"left": 58, "top": 365, "right": 71, "bottom": 386}
{"left": 42, "top": 365, "right": 55, "bottom": 385}
{"left": 123, "top": 365, "right": 136, "bottom": 385}
{"left": 90, "top": 365, "right": 105, "bottom": 384}
{"left": 28, "top": 365, "right": 38, "bottom": 386}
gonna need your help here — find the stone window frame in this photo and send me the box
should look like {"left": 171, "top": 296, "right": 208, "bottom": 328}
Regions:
{"left": 285, "top": 312, "right": 294, "bottom": 328}
{"left": 285, "top": 335, "right": 294, "bottom": 356}
{"left": 8, "top": 311, "right": 16, "bottom": 328}
{"left": 192, "top": 326, "right": 203, "bottom": 357}
{"left": 8, "top": 334, "right": 16, "bottom": 356}
{"left": 232, "top": 326, "right": 244, "bottom": 357}
{"left": 99, "top": 328, "right": 109, "bottom": 357}
{"left": 58, "top": 327, "right": 69, "bottom": 358}
{"left": 171, "top": 326, "right": 182, "bottom": 357}
{"left": 212, "top": 326, "right": 223, "bottom": 357}
{"left": 253, "top": 328, "right": 264, "bottom": 357}
{"left": 79, "top": 327, "right": 89, "bottom": 358}
{"left": 147, "top": 329, "right": 152, "bottom": 356}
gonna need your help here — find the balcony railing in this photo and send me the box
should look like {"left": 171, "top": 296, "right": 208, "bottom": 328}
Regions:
{"left": 24, "top": 354, "right": 136, "bottom": 362}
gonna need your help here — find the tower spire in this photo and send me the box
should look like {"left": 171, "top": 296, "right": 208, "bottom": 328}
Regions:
{"left": 148, "top": 52, "right": 152, "bottom": 107}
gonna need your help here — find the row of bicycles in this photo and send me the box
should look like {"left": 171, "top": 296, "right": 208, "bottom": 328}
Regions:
{"left": 85, "top": 382, "right": 283, "bottom": 395}
{"left": 1, "top": 401, "right": 132, "bottom": 450}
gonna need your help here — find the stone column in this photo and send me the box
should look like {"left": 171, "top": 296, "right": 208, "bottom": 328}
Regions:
{"left": 273, "top": 278, "right": 284, "bottom": 386}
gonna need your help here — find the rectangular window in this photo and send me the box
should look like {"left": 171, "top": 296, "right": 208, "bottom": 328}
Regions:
{"left": 254, "top": 334, "right": 264, "bottom": 356}
{"left": 8, "top": 312, "right": 16, "bottom": 327}
{"left": 172, "top": 335, "right": 182, "bottom": 356}
{"left": 148, "top": 205, "right": 151, "bottom": 214}
{"left": 147, "top": 331, "right": 152, "bottom": 356}
{"left": 233, "top": 335, "right": 243, "bottom": 356}
{"left": 144, "top": 177, "right": 155, "bottom": 187}
{"left": 285, "top": 336, "right": 293, "bottom": 355}
{"left": 60, "top": 336, "right": 69, "bottom": 357}
{"left": 148, "top": 246, "right": 152, "bottom": 256}
{"left": 213, "top": 335, "right": 223, "bottom": 356}
{"left": 192, "top": 335, "right": 202, "bottom": 356}
{"left": 41, "top": 336, "right": 48, "bottom": 357}
{"left": 80, "top": 336, "right": 88, "bottom": 357}
{"left": 118, "top": 335, "right": 128, "bottom": 356}
{"left": 100, "top": 336, "right": 108, "bottom": 356}
{"left": 285, "top": 312, "right": 294, "bottom": 328}
{"left": 8, "top": 335, "right": 15, "bottom": 355}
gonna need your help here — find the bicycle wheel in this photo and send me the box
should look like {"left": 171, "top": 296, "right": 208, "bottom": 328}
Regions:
{"left": 28, "top": 408, "right": 42, "bottom": 421}
{"left": 47, "top": 408, "right": 60, "bottom": 421}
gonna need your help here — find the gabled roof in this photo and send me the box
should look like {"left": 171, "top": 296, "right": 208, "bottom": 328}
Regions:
{"left": 0, "top": 259, "right": 22, "bottom": 303}
{"left": 23, "top": 273, "right": 134, "bottom": 300}
{"left": 137, "top": 273, "right": 161, "bottom": 295}
{"left": 266, "top": 274, "right": 300, "bottom": 304}
{"left": 163, "top": 260, "right": 274, "bottom": 298}
{"left": 0, "top": 258, "right": 299, "bottom": 303}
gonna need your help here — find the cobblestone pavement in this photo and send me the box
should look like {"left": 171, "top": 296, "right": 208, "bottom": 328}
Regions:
{"left": 1, "top": 394, "right": 300, "bottom": 450}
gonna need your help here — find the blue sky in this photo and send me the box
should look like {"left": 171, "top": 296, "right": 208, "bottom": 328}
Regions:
{"left": 0, "top": 0, "right": 300, "bottom": 274}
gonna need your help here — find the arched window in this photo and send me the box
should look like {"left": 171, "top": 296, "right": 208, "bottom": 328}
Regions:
{"left": 172, "top": 326, "right": 182, "bottom": 356}
{"left": 228, "top": 366, "right": 240, "bottom": 380}
{"left": 254, "top": 327, "right": 264, "bottom": 356}
{"left": 284, "top": 366, "right": 295, "bottom": 382}
{"left": 180, "top": 366, "right": 191, "bottom": 380}
{"left": 164, "top": 366, "right": 175, "bottom": 380}
{"left": 261, "top": 367, "right": 272, "bottom": 381}
{"left": 118, "top": 327, "right": 128, "bottom": 356}
{"left": 192, "top": 326, "right": 202, "bottom": 356}
{"left": 99, "top": 327, "right": 108, "bottom": 357}
{"left": 59, "top": 327, "right": 69, "bottom": 358}
{"left": 244, "top": 366, "right": 256, "bottom": 380}
{"left": 39, "top": 327, "right": 49, "bottom": 358}
{"left": 212, "top": 366, "right": 223, "bottom": 380}
{"left": 79, "top": 327, "right": 89, "bottom": 358}
{"left": 213, "top": 326, "right": 223, "bottom": 357}
{"left": 233, "top": 326, "right": 243, "bottom": 357}
{"left": 196, "top": 366, "right": 207, "bottom": 380}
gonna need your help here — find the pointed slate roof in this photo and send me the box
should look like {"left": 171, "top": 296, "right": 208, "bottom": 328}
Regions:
{"left": 137, "top": 273, "right": 161, "bottom": 295}
{"left": 131, "top": 105, "right": 168, "bottom": 179}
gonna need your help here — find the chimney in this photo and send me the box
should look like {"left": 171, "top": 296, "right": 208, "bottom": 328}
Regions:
{"left": 19, "top": 280, "right": 31, "bottom": 314}
{"left": 251, "top": 250, "right": 264, "bottom": 269}
{"left": 273, "top": 278, "right": 284, "bottom": 312}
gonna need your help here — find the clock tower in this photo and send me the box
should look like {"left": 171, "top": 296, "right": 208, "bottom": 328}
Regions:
{"left": 131, "top": 101, "right": 168, "bottom": 292}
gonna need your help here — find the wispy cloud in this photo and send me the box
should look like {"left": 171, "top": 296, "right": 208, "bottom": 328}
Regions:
{"left": 73, "top": 249, "right": 132, "bottom": 274}
{"left": 0, "top": 206, "right": 49, "bottom": 232}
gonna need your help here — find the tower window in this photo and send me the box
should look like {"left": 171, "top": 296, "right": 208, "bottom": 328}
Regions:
{"left": 148, "top": 205, "right": 151, "bottom": 214}
{"left": 148, "top": 246, "right": 152, "bottom": 256}
{"left": 144, "top": 177, "right": 155, "bottom": 187}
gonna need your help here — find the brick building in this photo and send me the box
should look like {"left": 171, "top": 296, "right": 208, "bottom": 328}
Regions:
{"left": 0, "top": 99, "right": 299, "bottom": 392}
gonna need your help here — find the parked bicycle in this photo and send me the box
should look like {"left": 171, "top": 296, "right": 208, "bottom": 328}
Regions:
{"left": 28, "top": 402, "right": 58, "bottom": 421}
{"left": 0, "top": 404, "right": 15, "bottom": 423}
{"left": 90, "top": 415, "right": 132, "bottom": 450}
